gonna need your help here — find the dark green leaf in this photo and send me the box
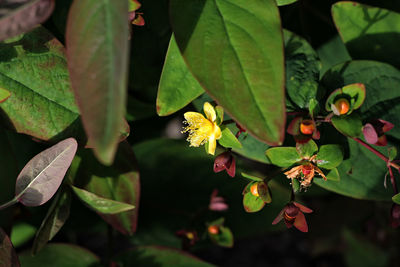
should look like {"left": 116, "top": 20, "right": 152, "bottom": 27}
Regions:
{"left": 284, "top": 29, "right": 321, "bottom": 109}
{"left": 0, "top": 27, "right": 84, "bottom": 142}
{"left": 276, "top": 0, "right": 297, "bottom": 6}
{"left": 170, "top": 0, "right": 286, "bottom": 145}
{"left": 113, "top": 246, "right": 215, "bottom": 267}
{"left": 316, "top": 144, "right": 343, "bottom": 169}
{"left": 66, "top": 0, "right": 129, "bottom": 165}
{"left": 317, "top": 35, "right": 351, "bottom": 77}
{"left": 241, "top": 172, "right": 263, "bottom": 182}
{"left": 314, "top": 138, "right": 393, "bottom": 200}
{"left": 331, "top": 113, "right": 362, "bottom": 138}
{"left": 218, "top": 126, "right": 242, "bottom": 149}
{"left": 19, "top": 243, "right": 100, "bottom": 267}
{"left": 296, "top": 140, "right": 318, "bottom": 158}
{"left": 266, "top": 147, "right": 301, "bottom": 167}
{"left": 332, "top": 2, "right": 400, "bottom": 68}
{"left": 32, "top": 189, "right": 71, "bottom": 255}
{"left": 0, "top": 0, "right": 55, "bottom": 41}
{"left": 0, "top": 228, "right": 19, "bottom": 267}
{"left": 157, "top": 36, "right": 204, "bottom": 116}
{"left": 77, "top": 142, "right": 140, "bottom": 235}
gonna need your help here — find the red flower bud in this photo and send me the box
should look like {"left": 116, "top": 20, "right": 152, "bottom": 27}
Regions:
{"left": 272, "top": 202, "right": 312, "bottom": 232}
{"left": 213, "top": 151, "right": 236, "bottom": 177}
{"left": 390, "top": 203, "right": 400, "bottom": 228}
{"left": 363, "top": 119, "right": 394, "bottom": 146}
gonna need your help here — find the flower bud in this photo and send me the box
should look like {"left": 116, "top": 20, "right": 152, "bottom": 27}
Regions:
{"left": 300, "top": 119, "right": 315, "bottom": 135}
{"left": 208, "top": 225, "right": 219, "bottom": 235}
{"left": 213, "top": 151, "right": 236, "bottom": 177}
{"left": 333, "top": 98, "right": 350, "bottom": 115}
{"left": 250, "top": 183, "right": 259, "bottom": 197}
{"left": 390, "top": 203, "right": 400, "bottom": 228}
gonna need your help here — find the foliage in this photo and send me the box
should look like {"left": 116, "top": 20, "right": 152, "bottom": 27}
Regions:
{"left": 0, "top": 0, "right": 400, "bottom": 266}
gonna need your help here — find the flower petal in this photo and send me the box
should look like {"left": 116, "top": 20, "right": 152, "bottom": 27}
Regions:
{"left": 203, "top": 102, "right": 216, "bottom": 122}
{"left": 293, "top": 202, "right": 313, "bottom": 213}
{"left": 184, "top": 111, "right": 206, "bottom": 122}
{"left": 272, "top": 209, "right": 285, "bottom": 225}
{"left": 294, "top": 212, "right": 308, "bottom": 232}
{"left": 207, "top": 135, "right": 217, "bottom": 155}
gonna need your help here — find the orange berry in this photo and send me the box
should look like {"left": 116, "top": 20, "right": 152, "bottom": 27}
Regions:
{"left": 334, "top": 98, "right": 350, "bottom": 115}
{"left": 250, "top": 183, "right": 259, "bottom": 197}
{"left": 300, "top": 120, "right": 315, "bottom": 135}
{"left": 208, "top": 225, "right": 219, "bottom": 235}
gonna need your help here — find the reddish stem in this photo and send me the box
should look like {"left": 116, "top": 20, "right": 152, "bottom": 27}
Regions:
{"left": 388, "top": 166, "right": 398, "bottom": 194}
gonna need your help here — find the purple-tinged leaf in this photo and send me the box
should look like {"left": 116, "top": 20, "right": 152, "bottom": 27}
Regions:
{"left": 0, "top": 0, "right": 54, "bottom": 41}
{"left": 32, "top": 189, "right": 71, "bottom": 255}
{"left": 0, "top": 228, "right": 20, "bottom": 267}
{"left": 66, "top": 0, "right": 130, "bottom": 165}
{"left": 15, "top": 138, "right": 78, "bottom": 207}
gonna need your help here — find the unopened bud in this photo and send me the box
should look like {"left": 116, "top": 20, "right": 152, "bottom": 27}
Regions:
{"left": 333, "top": 98, "right": 350, "bottom": 115}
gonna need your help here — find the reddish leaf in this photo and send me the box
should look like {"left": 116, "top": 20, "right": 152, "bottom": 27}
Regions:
{"left": 0, "top": 228, "right": 20, "bottom": 267}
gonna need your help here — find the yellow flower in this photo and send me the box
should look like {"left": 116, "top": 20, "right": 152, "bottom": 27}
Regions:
{"left": 182, "top": 102, "right": 222, "bottom": 155}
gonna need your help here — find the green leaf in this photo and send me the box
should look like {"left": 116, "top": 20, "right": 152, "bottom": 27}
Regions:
{"left": 32, "top": 189, "right": 71, "bottom": 255}
{"left": 342, "top": 83, "right": 366, "bottom": 110}
{"left": 0, "top": 27, "right": 84, "bottom": 142}
{"left": 0, "top": 87, "right": 10, "bottom": 103}
{"left": 218, "top": 126, "right": 242, "bottom": 149}
{"left": 241, "top": 172, "right": 263, "bottom": 182}
{"left": 316, "top": 144, "right": 343, "bottom": 169}
{"left": 19, "top": 243, "right": 100, "bottom": 267}
{"left": 393, "top": 193, "right": 400, "bottom": 204}
{"left": 157, "top": 36, "right": 204, "bottom": 116}
{"left": 291, "top": 178, "right": 300, "bottom": 192}
{"left": 71, "top": 185, "right": 135, "bottom": 214}
{"left": 170, "top": 0, "right": 286, "bottom": 145}
{"left": 317, "top": 35, "right": 351, "bottom": 77}
{"left": 284, "top": 29, "right": 321, "bottom": 109}
{"left": 325, "top": 168, "right": 340, "bottom": 182}
{"left": 314, "top": 138, "right": 393, "bottom": 200}
{"left": 296, "top": 140, "right": 318, "bottom": 158}
{"left": 388, "top": 147, "right": 397, "bottom": 162}
{"left": 113, "top": 246, "right": 215, "bottom": 267}
{"left": 229, "top": 125, "right": 270, "bottom": 164}
{"left": 215, "top": 106, "right": 224, "bottom": 125}
{"left": 242, "top": 190, "right": 265, "bottom": 213}
{"left": 10, "top": 223, "right": 36, "bottom": 248}
{"left": 66, "top": 0, "right": 130, "bottom": 165}
{"left": 343, "top": 229, "right": 388, "bottom": 267}
{"left": 0, "top": 228, "right": 19, "bottom": 267}
{"left": 308, "top": 98, "right": 319, "bottom": 118}
{"left": 332, "top": 2, "right": 400, "bottom": 68}
{"left": 276, "top": 0, "right": 297, "bottom": 6}
{"left": 77, "top": 142, "right": 140, "bottom": 235}
{"left": 331, "top": 113, "right": 363, "bottom": 138}
{"left": 322, "top": 60, "right": 400, "bottom": 140}
{"left": 266, "top": 147, "right": 301, "bottom": 167}
{"left": 209, "top": 225, "right": 234, "bottom": 248}
{"left": 0, "top": 0, "right": 55, "bottom": 41}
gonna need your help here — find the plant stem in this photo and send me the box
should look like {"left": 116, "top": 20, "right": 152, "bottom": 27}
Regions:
{"left": 0, "top": 198, "right": 18, "bottom": 211}
{"left": 353, "top": 138, "right": 400, "bottom": 170}
{"left": 388, "top": 166, "right": 398, "bottom": 194}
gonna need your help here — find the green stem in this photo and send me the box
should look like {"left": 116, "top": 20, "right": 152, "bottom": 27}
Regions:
{"left": 0, "top": 198, "right": 18, "bottom": 210}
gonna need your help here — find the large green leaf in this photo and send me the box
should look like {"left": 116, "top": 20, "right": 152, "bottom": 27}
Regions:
{"left": 317, "top": 35, "right": 351, "bottom": 77}
{"left": 331, "top": 113, "right": 363, "bottom": 138}
{"left": 314, "top": 138, "right": 393, "bottom": 200}
{"left": 315, "top": 144, "right": 343, "bottom": 170}
{"left": 321, "top": 60, "right": 400, "bottom": 139}
{"left": 170, "top": 0, "right": 285, "bottom": 145}
{"left": 77, "top": 142, "right": 140, "bottom": 235}
{"left": 332, "top": 2, "right": 400, "bottom": 68}
{"left": 156, "top": 36, "right": 204, "bottom": 116}
{"left": 0, "top": 0, "right": 55, "bottom": 42}
{"left": 113, "top": 246, "right": 215, "bottom": 267}
{"left": 0, "top": 26, "right": 84, "bottom": 142}
{"left": 284, "top": 29, "right": 321, "bottom": 109}
{"left": 19, "top": 243, "right": 100, "bottom": 267}
{"left": 66, "top": 0, "right": 130, "bottom": 165}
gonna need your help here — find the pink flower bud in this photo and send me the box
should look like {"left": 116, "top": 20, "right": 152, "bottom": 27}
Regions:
{"left": 213, "top": 151, "right": 236, "bottom": 177}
